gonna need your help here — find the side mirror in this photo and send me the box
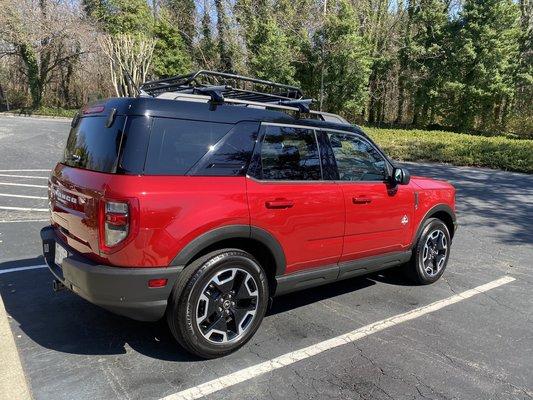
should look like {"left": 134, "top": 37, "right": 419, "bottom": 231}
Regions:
{"left": 392, "top": 167, "right": 410, "bottom": 185}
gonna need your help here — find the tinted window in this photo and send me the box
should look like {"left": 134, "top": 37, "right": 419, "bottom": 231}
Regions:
{"left": 260, "top": 126, "right": 321, "bottom": 180}
{"left": 328, "top": 133, "right": 386, "bottom": 181}
{"left": 145, "top": 118, "right": 232, "bottom": 175}
{"left": 188, "top": 122, "right": 259, "bottom": 176}
{"left": 118, "top": 116, "right": 151, "bottom": 174}
{"left": 62, "top": 116, "right": 125, "bottom": 173}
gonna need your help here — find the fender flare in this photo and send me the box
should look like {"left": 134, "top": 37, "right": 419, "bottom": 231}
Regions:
{"left": 413, "top": 204, "right": 457, "bottom": 245}
{"left": 169, "top": 225, "right": 286, "bottom": 276}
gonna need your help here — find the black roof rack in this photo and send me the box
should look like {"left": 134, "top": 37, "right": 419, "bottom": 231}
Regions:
{"left": 140, "top": 70, "right": 304, "bottom": 103}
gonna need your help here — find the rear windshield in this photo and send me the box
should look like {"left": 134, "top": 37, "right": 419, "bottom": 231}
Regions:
{"left": 63, "top": 116, "right": 125, "bottom": 173}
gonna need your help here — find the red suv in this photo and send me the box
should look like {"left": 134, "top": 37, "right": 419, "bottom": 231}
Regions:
{"left": 41, "top": 71, "right": 456, "bottom": 358}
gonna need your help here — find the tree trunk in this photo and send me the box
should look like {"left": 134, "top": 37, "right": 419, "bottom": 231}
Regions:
{"left": 396, "top": 75, "right": 405, "bottom": 124}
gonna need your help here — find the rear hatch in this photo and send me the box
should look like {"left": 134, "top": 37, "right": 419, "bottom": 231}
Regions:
{"left": 50, "top": 110, "right": 128, "bottom": 259}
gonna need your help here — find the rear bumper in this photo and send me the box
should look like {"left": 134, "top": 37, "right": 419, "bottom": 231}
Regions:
{"left": 40, "top": 226, "right": 181, "bottom": 322}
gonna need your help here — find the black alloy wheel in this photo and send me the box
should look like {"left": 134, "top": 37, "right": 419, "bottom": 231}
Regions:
{"left": 166, "top": 249, "right": 269, "bottom": 358}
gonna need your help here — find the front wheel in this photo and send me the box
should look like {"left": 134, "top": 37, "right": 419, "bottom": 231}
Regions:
{"left": 166, "top": 249, "right": 269, "bottom": 359}
{"left": 404, "top": 218, "right": 451, "bottom": 284}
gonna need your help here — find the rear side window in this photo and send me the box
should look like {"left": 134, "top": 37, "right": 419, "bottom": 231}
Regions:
{"left": 259, "top": 125, "right": 321, "bottom": 180}
{"left": 63, "top": 116, "right": 126, "bottom": 173}
{"left": 187, "top": 122, "right": 259, "bottom": 176}
{"left": 144, "top": 118, "right": 233, "bottom": 175}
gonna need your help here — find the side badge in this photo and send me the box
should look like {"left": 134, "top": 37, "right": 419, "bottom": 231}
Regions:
{"left": 401, "top": 215, "right": 409, "bottom": 225}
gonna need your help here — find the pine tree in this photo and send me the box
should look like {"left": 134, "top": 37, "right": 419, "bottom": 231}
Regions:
{"left": 164, "top": 0, "right": 196, "bottom": 48}
{"left": 443, "top": 0, "right": 521, "bottom": 131}
{"left": 215, "top": 0, "right": 233, "bottom": 71}
{"left": 198, "top": 2, "right": 219, "bottom": 69}
{"left": 152, "top": 9, "right": 193, "bottom": 78}
{"left": 410, "top": 0, "right": 449, "bottom": 126}
{"left": 248, "top": 18, "right": 297, "bottom": 84}
{"left": 318, "top": 0, "right": 372, "bottom": 118}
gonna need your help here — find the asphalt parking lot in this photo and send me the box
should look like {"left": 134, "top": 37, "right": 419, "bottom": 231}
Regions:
{"left": 0, "top": 114, "right": 532, "bottom": 400}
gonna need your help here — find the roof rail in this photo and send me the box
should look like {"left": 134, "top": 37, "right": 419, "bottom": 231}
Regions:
{"left": 140, "top": 70, "right": 304, "bottom": 102}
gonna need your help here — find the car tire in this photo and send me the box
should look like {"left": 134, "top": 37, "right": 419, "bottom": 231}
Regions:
{"left": 404, "top": 218, "right": 451, "bottom": 285}
{"left": 166, "top": 248, "right": 269, "bottom": 359}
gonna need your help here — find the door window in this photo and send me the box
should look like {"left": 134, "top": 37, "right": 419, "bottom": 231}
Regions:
{"left": 327, "top": 133, "right": 387, "bottom": 181}
{"left": 259, "top": 125, "right": 321, "bottom": 180}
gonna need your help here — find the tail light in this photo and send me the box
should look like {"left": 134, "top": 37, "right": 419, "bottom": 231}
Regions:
{"left": 99, "top": 199, "right": 137, "bottom": 253}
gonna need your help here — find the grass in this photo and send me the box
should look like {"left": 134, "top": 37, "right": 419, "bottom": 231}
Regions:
{"left": 3, "top": 107, "right": 77, "bottom": 118}
{"left": 365, "top": 127, "right": 533, "bottom": 174}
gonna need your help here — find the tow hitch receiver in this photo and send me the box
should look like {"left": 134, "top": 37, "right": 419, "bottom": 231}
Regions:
{"left": 53, "top": 279, "right": 66, "bottom": 292}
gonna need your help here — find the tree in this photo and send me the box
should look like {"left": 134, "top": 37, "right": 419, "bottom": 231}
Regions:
{"left": 442, "top": 0, "right": 521, "bottom": 132}
{"left": 0, "top": 0, "right": 90, "bottom": 109}
{"left": 197, "top": 1, "right": 219, "bottom": 69}
{"left": 99, "top": 34, "right": 156, "bottom": 97}
{"left": 409, "top": 0, "right": 449, "bottom": 126}
{"left": 164, "top": 0, "right": 197, "bottom": 48}
{"left": 318, "top": 0, "right": 372, "bottom": 118}
{"left": 248, "top": 17, "right": 297, "bottom": 84}
{"left": 84, "top": 0, "right": 153, "bottom": 34}
{"left": 215, "top": 0, "right": 233, "bottom": 71}
{"left": 152, "top": 11, "right": 193, "bottom": 78}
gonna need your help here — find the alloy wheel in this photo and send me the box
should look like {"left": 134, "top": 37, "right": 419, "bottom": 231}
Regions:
{"left": 422, "top": 229, "right": 448, "bottom": 277}
{"left": 195, "top": 267, "right": 259, "bottom": 344}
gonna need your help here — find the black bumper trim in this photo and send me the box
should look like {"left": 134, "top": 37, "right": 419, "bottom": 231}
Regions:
{"left": 40, "top": 226, "right": 182, "bottom": 321}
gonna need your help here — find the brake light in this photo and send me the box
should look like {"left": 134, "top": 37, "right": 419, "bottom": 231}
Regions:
{"left": 82, "top": 105, "right": 105, "bottom": 114}
{"left": 102, "top": 200, "right": 129, "bottom": 248}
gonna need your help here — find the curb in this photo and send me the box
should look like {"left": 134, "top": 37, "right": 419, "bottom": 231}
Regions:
{"left": 0, "top": 293, "right": 32, "bottom": 399}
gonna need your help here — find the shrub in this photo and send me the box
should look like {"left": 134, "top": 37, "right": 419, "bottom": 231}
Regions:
{"left": 365, "top": 127, "right": 533, "bottom": 174}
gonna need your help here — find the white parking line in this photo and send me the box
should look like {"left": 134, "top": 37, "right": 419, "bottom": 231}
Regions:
{"left": 0, "top": 174, "right": 49, "bottom": 180}
{"left": 0, "top": 206, "right": 48, "bottom": 212}
{"left": 0, "top": 193, "right": 48, "bottom": 200}
{"left": 0, "top": 265, "right": 47, "bottom": 275}
{"left": 0, "top": 182, "right": 47, "bottom": 189}
{"left": 0, "top": 169, "right": 50, "bottom": 172}
{"left": 160, "top": 276, "right": 516, "bottom": 400}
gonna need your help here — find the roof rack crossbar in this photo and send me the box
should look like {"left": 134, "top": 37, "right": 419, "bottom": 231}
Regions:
{"left": 140, "top": 70, "right": 303, "bottom": 100}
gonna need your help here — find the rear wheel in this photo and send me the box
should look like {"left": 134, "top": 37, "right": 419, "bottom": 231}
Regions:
{"left": 166, "top": 249, "right": 269, "bottom": 359}
{"left": 405, "top": 218, "right": 451, "bottom": 284}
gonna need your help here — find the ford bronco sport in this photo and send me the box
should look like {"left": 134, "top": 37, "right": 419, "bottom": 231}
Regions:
{"left": 40, "top": 71, "right": 456, "bottom": 358}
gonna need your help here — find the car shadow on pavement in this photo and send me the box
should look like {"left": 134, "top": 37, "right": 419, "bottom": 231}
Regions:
{"left": 0, "top": 257, "right": 394, "bottom": 363}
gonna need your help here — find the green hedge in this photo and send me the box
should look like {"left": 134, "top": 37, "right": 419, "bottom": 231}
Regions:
{"left": 365, "top": 127, "right": 533, "bottom": 174}
{"left": 5, "top": 107, "right": 78, "bottom": 118}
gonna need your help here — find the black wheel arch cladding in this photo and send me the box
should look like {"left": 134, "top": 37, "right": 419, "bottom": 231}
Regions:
{"left": 169, "top": 225, "right": 286, "bottom": 277}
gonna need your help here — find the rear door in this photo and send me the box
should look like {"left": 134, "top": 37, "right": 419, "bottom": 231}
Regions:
{"left": 246, "top": 123, "right": 344, "bottom": 274}
{"left": 321, "top": 130, "right": 414, "bottom": 261}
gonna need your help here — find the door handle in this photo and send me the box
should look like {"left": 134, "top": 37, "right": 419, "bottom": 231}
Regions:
{"left": 265, "top": 199, "right": 294, "bottom": 209}
{"left": 352, "top": 197, "right": 372, "bottom": 204}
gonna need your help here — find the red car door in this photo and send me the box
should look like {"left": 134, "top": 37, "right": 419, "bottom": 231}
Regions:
{"left": 246, "top": 123, "right": 344, "bottom": 274}
{"left": 323, "top": 131, "right": 414, "bottom": 261}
